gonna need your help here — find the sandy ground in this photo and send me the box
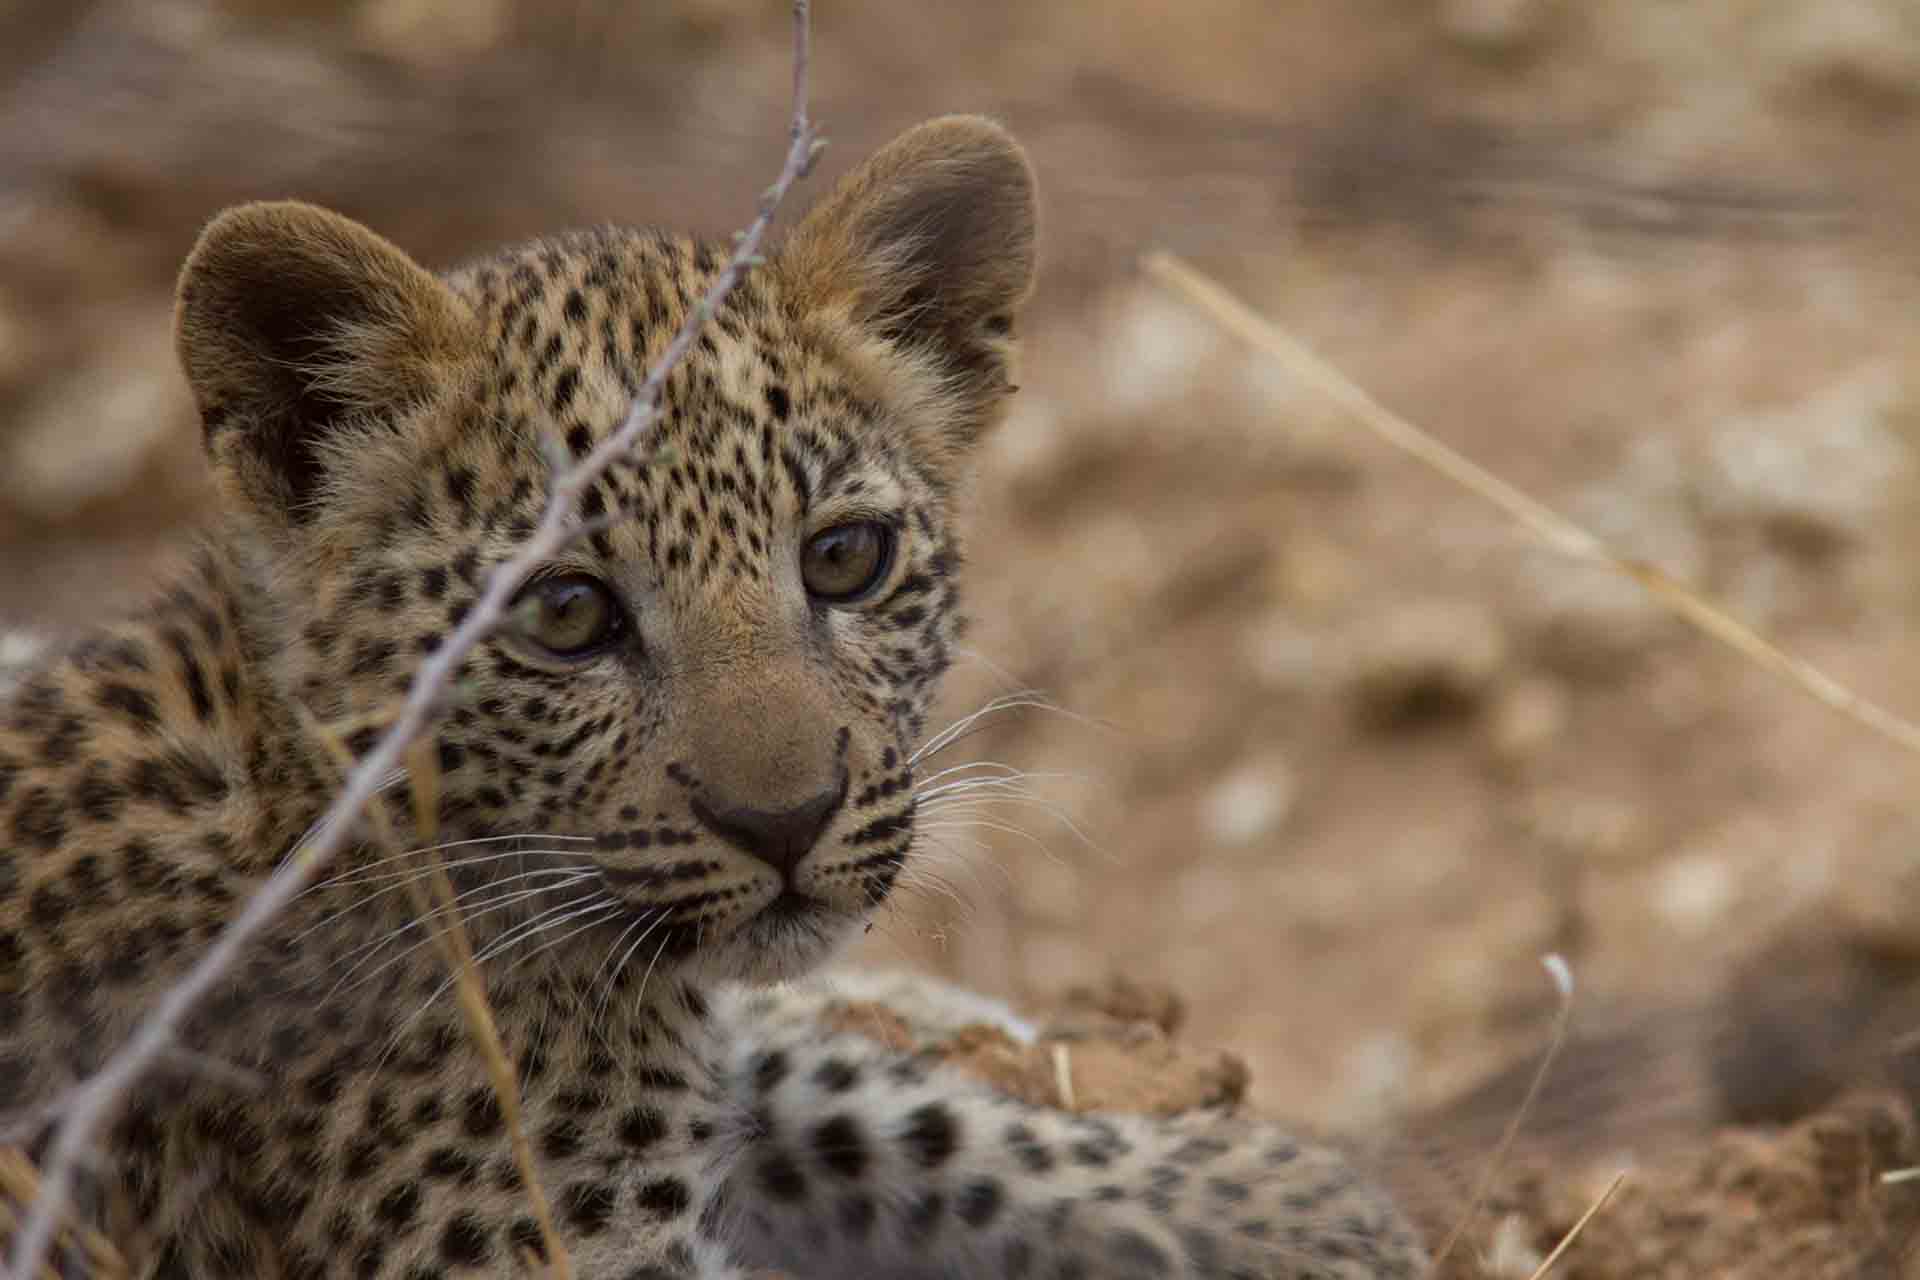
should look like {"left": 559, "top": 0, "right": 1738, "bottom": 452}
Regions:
{"left": 9, "top": 0, "right": 1920, "bottom": 1270}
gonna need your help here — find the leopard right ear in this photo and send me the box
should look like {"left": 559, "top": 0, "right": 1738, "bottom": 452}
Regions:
{"left": 780, "top": 116, "right": 1038, "bottom": 443}
{"left": 175, "top": 201, "right": 475, "bottom": 525}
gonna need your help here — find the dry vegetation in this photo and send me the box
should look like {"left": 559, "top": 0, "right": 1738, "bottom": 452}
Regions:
{"left": 9, "top": 0, "right": 1920, "bottom": 1273}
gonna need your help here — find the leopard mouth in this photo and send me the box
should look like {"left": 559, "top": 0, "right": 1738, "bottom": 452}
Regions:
{"left": 738, "top": 890, "right": 841, "bottom": 949}
{"left": 760, "top": 889, "right": 826, "bottom": 921}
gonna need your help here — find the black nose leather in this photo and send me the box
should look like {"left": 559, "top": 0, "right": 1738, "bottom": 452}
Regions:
{"left": 692, "top": 780, "right": 844, "bottom": 875}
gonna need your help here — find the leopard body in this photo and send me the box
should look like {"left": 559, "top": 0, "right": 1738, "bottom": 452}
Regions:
{"left": 0, "top": 117, "right": 1425, "bottom": 1279}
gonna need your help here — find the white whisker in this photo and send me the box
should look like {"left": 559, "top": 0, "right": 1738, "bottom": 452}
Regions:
{"left": 498, "top": 901, "right": 624, "bottom": 979}
{"left": 909, "top": 693, "right": 1055, "bottom": 765}
{"left": 305, "top": 833, "right": 593, "bottom": 893}
{"left": 331, "top": 875, "right": 595, "bottom": 999}
{"left": 374, "top": 892, "right": 618, "bottom": 1074}
{"left": 296, "top": 858, "right": 594, "bottom": 943}
{"left": 634, "top": 933, "right": 675, "bottom": 1010}
{"left": 321, "top": 866, "right": 596, "bottom": 960}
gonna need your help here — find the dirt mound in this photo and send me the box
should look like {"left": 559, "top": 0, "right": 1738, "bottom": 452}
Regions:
{"left": 821, "top": 973, "right": 1920, "bottom": 1275}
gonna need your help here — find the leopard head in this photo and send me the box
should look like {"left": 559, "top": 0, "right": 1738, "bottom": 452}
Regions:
{"left": 173, "top": 117, "right": 1037, "bottom": 984}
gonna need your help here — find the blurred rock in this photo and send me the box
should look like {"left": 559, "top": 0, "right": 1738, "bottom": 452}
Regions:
{"left": 1200, "top": 754, "right": 1295, "bottom": 847}
{"left": 1437, "top": 0, "right": 1561, "bottom": 57}
{"left": 1015, "top": 932, "right": 1103, "bottom": 993}
{"left": 1517, "top": 438, "right": 1701, "bottom": 678}
{"left": 1484, "top": 676, "right": 1568, "bottom": 773}
{"left": 1699, "top": 369, "right": 1906, "bottom": 561}
{"left": 1239, "top": 612, "right": 1323, "bottom": 694}
{"left": 0, "top": 306, "right": 206, "bottom": 626}
{"left": 1347, "top": 598, "right": 1508, "bottom": 728}
{"left": 1769, "top": 2, "right": 1920, "bottom": 110}
{"left": 1018, "top": 857, "right": 1086, "bottom": 925}
{"left": 1174, "top": 865, "right": 1243, "bottom": 925}
{"left": 1519, "top": 787, "right": 1649, "bottom": 865}
{"left": 1656, "top": 851, "right": 1737, "bottom": 935}
{"left": 1056, "top": 974, "right": 1187, "bottom": 1037}
{"left": 355, "top": 0, "right": 509, "bottom": 65}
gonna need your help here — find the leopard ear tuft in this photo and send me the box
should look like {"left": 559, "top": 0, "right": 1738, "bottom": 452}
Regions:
{"left": 175, "top": 201, "right": 473, "bottom": 523}
{"left": 781, "top": 116, "right": 1037, "bottom": 437}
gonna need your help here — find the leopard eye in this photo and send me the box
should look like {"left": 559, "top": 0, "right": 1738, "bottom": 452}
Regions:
{"left": 801, "top": 521, "right": 895, "bottom": 604}
{"left": 508, "top": 574, "right": 624, "bottom": 657}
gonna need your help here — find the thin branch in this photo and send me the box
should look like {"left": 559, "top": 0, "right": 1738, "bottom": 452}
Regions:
{"left": 6, "top": 6, "right": 819, "bottom": 1274}
{"left": 1145, "top": 250, "right": 1920, "bottom": 759}
{"left": 1526, "top": 1169, "right": 1627, "bottom": 1279}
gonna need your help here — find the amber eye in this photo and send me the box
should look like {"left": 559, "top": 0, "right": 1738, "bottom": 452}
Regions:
{"left": 800, "top": 521, "right": 895, "bottom": 603}
{"left": 508, "top": 574, "right": 623, "bottom": 657}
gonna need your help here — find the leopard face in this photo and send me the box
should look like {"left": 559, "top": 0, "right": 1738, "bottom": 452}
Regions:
{"left": 173, "top": 117, "right": 1037, "bottom": 984}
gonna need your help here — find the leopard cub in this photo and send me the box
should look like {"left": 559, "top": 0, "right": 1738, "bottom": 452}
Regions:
{"left": 0, "top": 116, "right": 1425, "bottom": 1278}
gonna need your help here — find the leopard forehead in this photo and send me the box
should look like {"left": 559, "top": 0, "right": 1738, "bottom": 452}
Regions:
{"left": 429, "top": 228, "right": 955, "bottom": 603}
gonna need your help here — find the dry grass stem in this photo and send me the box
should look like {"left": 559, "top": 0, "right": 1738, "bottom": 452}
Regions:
{"left": 5, "top": 5, "right": 819, "bottom": 1274}
{"left": 1052, "top": 1043, "right": 1078, "bottom": 1112}
{"left": 1144, "top": 251, "right": 1920, "bottom": 759}
{"left": 1526, "top": 1170, "right": 1628, "bottom": 1279}
{"left": 0, "top": 1149, "right": 127, "bottom": 1280}
{"left": 400, "top": 736, "right": 572, "bottom": 1279}
{"left": 1427, "top": 955, "right": 1577, "bottom": 1275}
{"left": 302, "top": 712, "right": 573, "bottom": 1279}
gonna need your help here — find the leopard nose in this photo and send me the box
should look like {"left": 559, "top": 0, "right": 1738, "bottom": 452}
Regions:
{"left": 691, "top": 778, "right": 845, "bottom": 876}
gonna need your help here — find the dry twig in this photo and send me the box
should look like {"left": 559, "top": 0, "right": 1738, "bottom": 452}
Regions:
{"left": 0, "top": 1149, "right": 127, "bottom": 1280}
{"left": 397, "top": 736, "right": 573, "bottom": 1279}
{"left": 1526, "top": 1169, "right": 1627, "bottom": 1279}
{"left": 6, "top": 5, "right": 821, "bottom": 1274}
{"left": 1144, "top": 250, "right": 1920, "bottom": 759}
{"left": 301, "top": 711, "right": 575, "bottom": 1279}
{"left": 1427, "top": 955, "right": 1577, "bottom": 1274}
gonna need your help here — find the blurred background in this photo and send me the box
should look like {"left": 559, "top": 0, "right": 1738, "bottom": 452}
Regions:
{"left": 6, "top": 0, "right": 1920, "bottom": 1213}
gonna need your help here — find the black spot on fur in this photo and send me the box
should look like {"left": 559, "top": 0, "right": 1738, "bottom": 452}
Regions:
{"left": 11, "top": 786, "right": 65, "bottom": 851}
{"left": 814, "top": 1114, "right": 868, "bottom": 1180}
{"left": 904, "top": 1191, "right": 944, "bottom": 1243}
{"left": 461, "top": 1088, "right": 503, "bottom": 1137}
{"left": 98, "top": 683, "right": 160, "bottom": 731}
{"left": 837, "top": 1193, "right": 876, "bottom": 1240}
{"left": 1005, "top": 1123, "right": 1054, "bottom": 1174}
{"left": 1171, "top": 1135, "right": 1231, "bottom": 1165}
{"left": 376, "top": 1181, "right": 421, "bottom": 1229}
{"left": 561, "top": 1182, "right": 618, "bottom": 1235}
{"left": 73, "top": 766, "right": 125, "bottom": 823}
{"left": 752, "top": 1049, "right": 790, "bottom": 1094}
{"left": 540, "top": 1119, "right": 584, "bottom": 1160}
{"left": 956, "top": 1178, "right": 1003, "bottom": 1229}
{"left": 422, "top": 1147, "right": 478, "bottom": 1184}
{"left": 619, "top": 1106, "right": 667, "bottom": 1150}
{"left": 553, "top": 367, "right": 580, "bottom": 414}
{"left": 439, "top": 1213, "right": 493, "bottom": 1264}
{"left": 1070, "top": 1139, "right": 1114, "bottom": 1169}
{"left": 1112, "top": 1230, "right": 1171, "bottom": 1270}
{"left": 508, "top": 1217, "right": 547, "bottom": 1263}
{"left": 814, "top": 1058, "right": 860, "bottom": 1093}
{"left": 636, "top": 1176, "right": 693, "bottom": 1219}
{"left": 757, "top": 1152, "right": 808, "bottom": 1203}
{"left": 902, "top": 1103, "right": 960, "bottom": 1169}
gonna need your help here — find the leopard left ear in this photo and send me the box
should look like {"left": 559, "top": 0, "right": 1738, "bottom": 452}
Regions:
{"left": 175, "top": 201, "right": 475, "bottom": 527}
{"left": 780, "top": 116, "right": 1037, "bottom": 439}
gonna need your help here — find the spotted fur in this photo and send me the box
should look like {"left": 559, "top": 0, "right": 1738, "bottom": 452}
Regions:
{"left": 0, "top": 117, "right": 1424, "bottom": 1277}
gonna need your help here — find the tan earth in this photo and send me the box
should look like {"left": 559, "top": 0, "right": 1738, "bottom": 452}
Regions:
{"left": 9, "top": 1, "right": 1920, "bottom": 1272}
